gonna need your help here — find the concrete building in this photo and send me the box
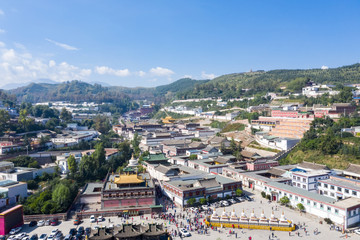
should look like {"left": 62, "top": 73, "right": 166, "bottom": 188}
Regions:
{"left": 0, "top": 180, "right": 27, "bottom": 209}
{"left": 264, "top": 181, "right": 360, "bottom": 229}
{"left": 101, "top": 172, "right": 157, "bottom": 215}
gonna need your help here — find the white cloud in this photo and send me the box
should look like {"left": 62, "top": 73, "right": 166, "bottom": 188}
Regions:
{"left": 45, "top": 38, "right": 79, "bottom": 51}
{"left": 49, "top": 60, "right": 56, "bottom": 67}
{"left": 182, "top": 75, "right": 192, "bottom": 79}
{"left": 149, "top": 67, "right": 174, "bottom": 77}
{"left": 95, "top": 66, "right": 130, "bottom": 77}
{"left": 137, "top": 70, "right": 146, "bottom": 77}
{"left": 0, "top": 44, "right": 93, "bottom": 86}
{"left": 321, "top": 65, "right": 329, "bottom": 70}
{"left": 201, "top": 71, "right": 216, "bottom": 79}
{"left": 14, "top": 42, "right": 26, "bottom": 50}
{"left": 0, "top": 29, "right": 5, "bottom": 34}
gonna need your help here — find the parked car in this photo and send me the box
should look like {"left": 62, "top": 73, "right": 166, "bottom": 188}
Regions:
{"left": 45, "top": 220, "right": 51, "bottom": 226}
{"left": 201, "top": 205, "right": 208, "bottom": 211}
{"left": 236, "top": 197, "right": 245, "bottom": 202}
{"left": 47, "top": 236, "right": 53, "bottom": 240}
{"left": 28, "top": 221, "right": 37, "bottom": 227}
{"left": 10, "top": 227, "right": 22, "bottom": 235}
{"left": 78, "top": 227, "right": 84, "bottom": 235}
{"left": 69, "top": 229, "right": 77, "bottom": 236}
{"left": 229, "top": 199, "right": 236, "bottom": 204}
{"left": 50, "top": 219, "right": 59, "bottom": 226}
{"left": 245, "top": 195, "right": 253, "bottom": 201}
{"left": 16, "top": 233, "right": 27, "bottom": 239}
{"left": 90, "top": 215, "right": 96, "bottom": 223}
{"left": 97, "top": 216, "right": 103, "bottom": 222}
{"left": 39, "top": 234, "right": 47, "bottom": 240}
{"left": 37, "top": 220, "right": 45, "bottom": 227}
{"left": 51, "top": 229, "right": 59, "bottom": 235}
{"left": 73, "top": 219, "right": 80, "bottom": 225}
{"left": 64, "top": 234, "right": 72, "bottom": 240}
{"left": 179, "top": 228, "right": 191, "bottom": 237}
{"left": 85, "top": 228, "right": 91, "bottom": 236}
{"left": 30, "top": 234, "right": 38, "bottom": 240}
{"left": 221, "top": 201, "right": 229, "bottom": 207}
{"left": 355, "top": 228, "right": 360, "bottom": 235}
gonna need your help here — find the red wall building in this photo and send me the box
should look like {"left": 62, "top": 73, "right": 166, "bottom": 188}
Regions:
{"left": 0, "top": 205, "right": 24, "bottom": 235}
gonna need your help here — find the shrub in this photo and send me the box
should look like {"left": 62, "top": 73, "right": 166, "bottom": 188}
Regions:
{"left": 266, "top": 194, "right": 271, "bottom": 200}
{"left": 297, "top": 203, "right": 305, "bottom": 211}
{"left": 324, "top": 218, "right": 333, "bottom": 225}
{"left": 261, "top": 191, "right": 266, "bottom": 198}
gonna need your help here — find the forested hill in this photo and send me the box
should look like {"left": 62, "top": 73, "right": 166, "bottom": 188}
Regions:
{"left": 180, "top": 63, "right": 360, "bottom": 99}
{"left": 6, "top": 78, "right": 208, "bottom": 103}
{"left": 5, "top": 63, "right": 360, "bottom": 103}
{"left": 8, "top": 80, "right": 132, "bottom": 103}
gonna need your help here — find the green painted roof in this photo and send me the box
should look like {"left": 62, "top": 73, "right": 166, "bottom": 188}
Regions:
{"left": 143, "top": 153, "right": 168, "bottom": 161}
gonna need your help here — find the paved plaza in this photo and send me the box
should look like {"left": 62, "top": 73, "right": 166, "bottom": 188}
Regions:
{"left": 19, "top": 190, "right": 358, "bottom": 240}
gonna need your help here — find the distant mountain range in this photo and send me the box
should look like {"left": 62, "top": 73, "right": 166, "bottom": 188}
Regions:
{"left": 3, "top": 63, "right": 360, "bottom": 103}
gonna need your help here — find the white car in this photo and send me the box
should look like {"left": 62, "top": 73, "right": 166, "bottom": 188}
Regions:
{"left": 90, "top": 215, "right": 96, "bottom": 223}
{"left": 47, "top": 236, "right": 53, "bottom": 240}
{"left": 16, "top": 233, "right": 27, "bottom": 239}
{"left": 229, "top": 199, "right": 236, "bottom": 204}
{"left": 179, "top": 228, "right": 191, "bottom": 237}
{"left": 355, "top": 228, "right": 360, "bottom": 235}
{"left": 97, "top": 216, "right": 103, "bottom": 222}
{"left": 10, "top": 227, "right": 22, "bottom": 235}
{"left": 201, "top": 205, "right": 208, "bottom": 211}
{"left": 37, "top": 220, "right": 45, "bottom": 227}
{"left": 221, "top": 201, "right": 229, "bottom": 206}
{"left": 51, "top": 229, "right": 59, "bottom": 235}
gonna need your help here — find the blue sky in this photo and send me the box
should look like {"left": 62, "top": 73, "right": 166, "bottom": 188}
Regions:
{"left": 0, "top": 0, "right": 359, "bottom": 88}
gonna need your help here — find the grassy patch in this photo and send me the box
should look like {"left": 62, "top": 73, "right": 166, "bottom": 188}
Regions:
{"left": 221, "top": 123, "right": 245, "bottom": 133}
{"left": 281, "top": 149, "right": 360, "bottom": 169}
{"left": 248, "top": 144, "right": 281, "bottom": 153}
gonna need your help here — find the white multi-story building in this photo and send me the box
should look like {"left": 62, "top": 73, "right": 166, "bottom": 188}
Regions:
{"left": 318, "top": 176, "right": 360, "bottom": 200}
{"left": 264, "top": 181, "right": 360, "bottom": 229}
{"left": 290, "top": 168, "right": 330, "bottom": 192}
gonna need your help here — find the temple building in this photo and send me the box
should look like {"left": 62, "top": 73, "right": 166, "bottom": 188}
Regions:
{"left": 101, "top": 171, "right": 160, "bottom": 215}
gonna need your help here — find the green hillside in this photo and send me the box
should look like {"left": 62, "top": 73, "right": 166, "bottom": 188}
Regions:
{"left": 6, "top": 78, "right": 208, "bottom": 103}
{"left": 181, "top": 63, "right": 360, "bottom": 99}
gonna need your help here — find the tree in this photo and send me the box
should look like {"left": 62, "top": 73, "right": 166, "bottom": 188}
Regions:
{"left": 297, "top": 203, "right": 305, "bottom": 212}
{"left": 27, "top": 180, "right": 38, "bottom": 190}
{"left": 261, "top": 191, "right": 266, "bottom": 198}
{"left": 199, "top": 198, "right": 207, "bottom": 205}
{"left": 187, "top": 198, "right": 196, "bottom": 206}
{"left": 279, "top": 196, "right": 290, "bottom": 206}
{"left": 52, "top": 184, "right": 71, "bottom": 211}
{"left": 189, "top": 154, "right": 198, "bottom": 160}
{"left": 67, "top": 155, "right": 78, "bottom": 177}
{"left": 0, "top": 109, "right": 10, "bottom": 135}
{"left": 235, "top": 188, "right": 243, "bottom": 197}
{"left": 60, "top": 108, "right": 72, "bottom": 122}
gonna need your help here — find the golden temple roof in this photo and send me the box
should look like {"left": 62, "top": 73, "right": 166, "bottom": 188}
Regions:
{"left": 113, "top": 174, "right": 144, "bottom": 184}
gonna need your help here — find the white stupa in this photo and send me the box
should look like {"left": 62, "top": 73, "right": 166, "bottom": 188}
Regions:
{"left": 128, "top": 154, "right": 139, "bottom": 167}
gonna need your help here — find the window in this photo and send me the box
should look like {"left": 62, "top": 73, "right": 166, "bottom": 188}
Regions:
{"left": 293, "top": 176, "right": 296, "bottom": 180}
{"left": 295, "top": 196, "right": 298, "bottom": 201}
{"left": 297, "top": 183, "right": 300, "bottom": 187}
{"left": 324, "top": 191, "right": 328, "bottom": 195}
{"left": 335, "top": 209, "right": 339, "bottom": 214}
{"left": 303, "top": 178, "right": 306, "bottom": 183}
{"left": 320, "top": 204, "right": 324, "bottom": 209}
{"left": 284, "top": 193, "right": 287, "bottom": 196}
{"left": 279, "top": 191, "right": 282, "bottom": 195}
{"left": 290, "top": 194, "right": 293, "bottom": 199}
{"left": 327, "top": 207, "right": 331, "bottom": 212}
{"left": 265, "top": 187, "right": 267, "bottom": 190}
{"left": 345, "top": 189, "right": 349, "bottom": 194}
{"left": 302, "top": 185, "right": 306, "bottom": 189}
{"left": 330, "top": 185, "right": 335, "bottom": 190}
{"left": 313, "top": 202, "right": 317, "bottom": 207}
{"left": 352, "top": 191, "right": 357, "bottom": 196}
{"left": 318, "top": 182, "right": 321, "bottom": 186}
{"left": 297, "top": 177, "right": 300, "bottom": 181}
{"left": 307, "top": 200, "right": 310, "bottom": 205}
{"left": 337, "top": 187, "right": 342, "bottom": 192}
{"left": 324, "top": 184, "right": 328, "bottom": 188}
{"left": 292, "top": 182, "right": 296, "bottom": 186}
{"left": 330, "top": 193, "right": 335, "bottom": 197}
{"left": 301, "top": 198, "right": 304, "bottom": 203}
